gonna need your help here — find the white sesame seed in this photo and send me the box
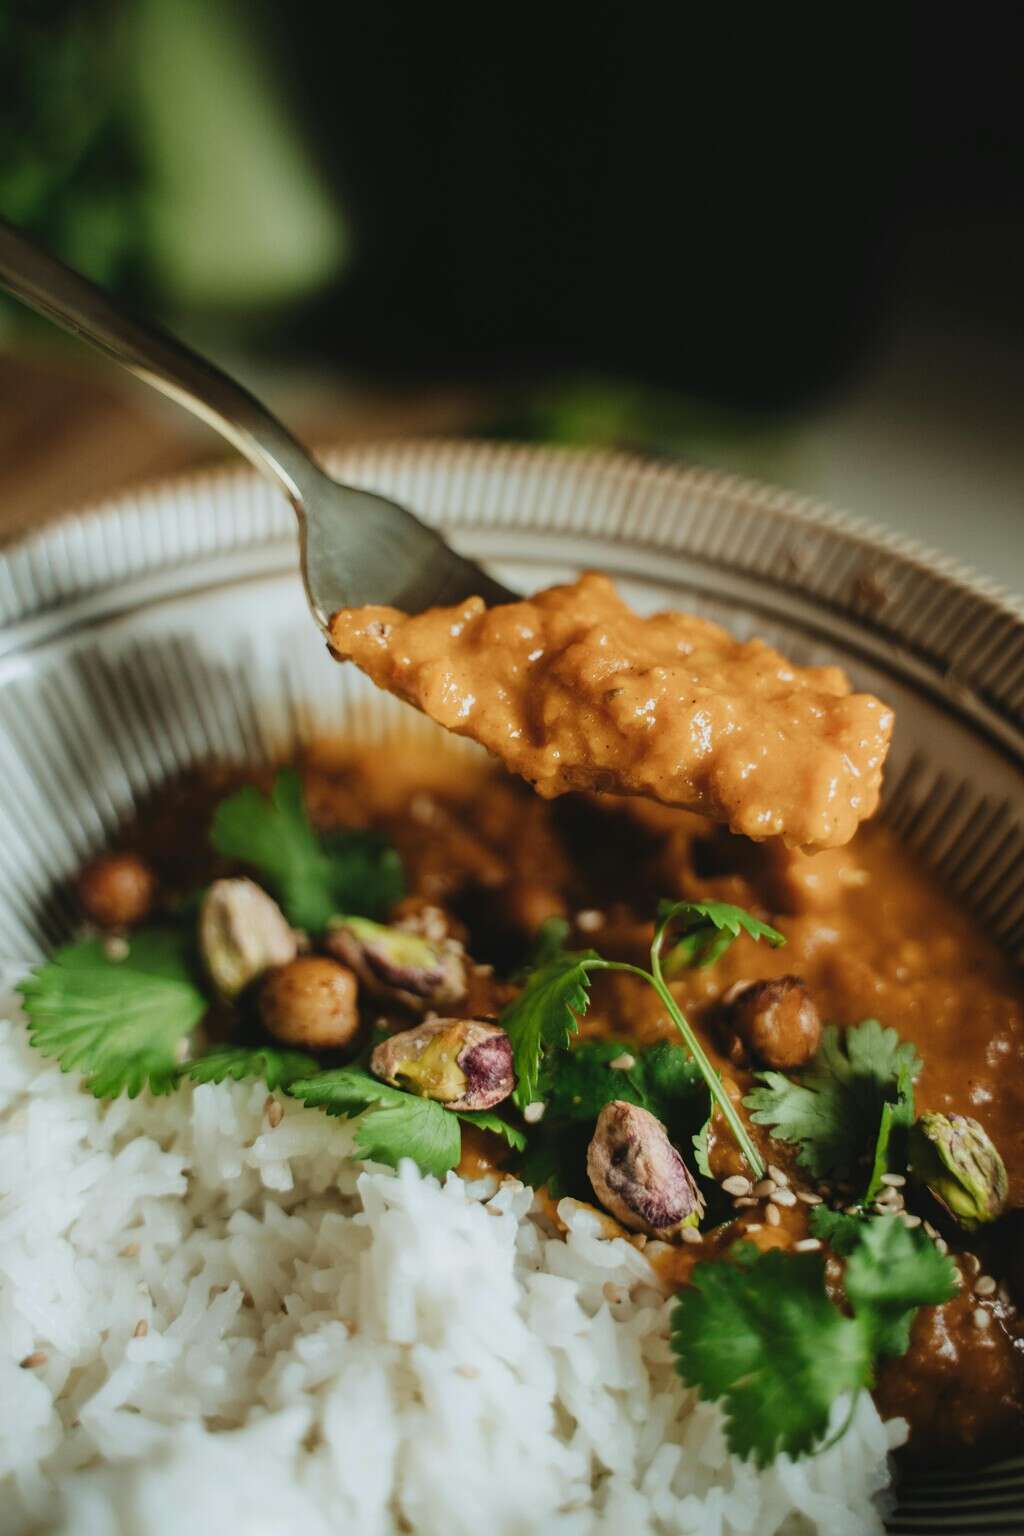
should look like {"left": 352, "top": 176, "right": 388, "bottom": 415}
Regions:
{"left": 680, "top": 1225, "right": 704, "bottom": 1245}
{"left": 974, "top": 1275, "right": 997, "bottom": 1297}
{"left": 796, "top": 1190, "right": 823, "bottom": 1205}
{"left": 768, "top": 1165, "right": 790, "bottom": 1188}
{"left": 899, "top": 1212, "right": 922, "bottom": 1229}
{"left": 793, "top": 1238, "right": 822, "bottom": 1253}
{"left": 923, "top": 1221, "right": 939, "bottom": 1240}
{"left": 732, "top": 1196, "right": 758, "bottom": 1209}
{"left": 773, "top": 1188, "right": 798, "bottom": 1208}
{"left": 745, "top": 1223, "right": 763, "bottom": 1233}
{"left": 103, "top": 935, "right": 130, "bottom": 962}
{"left": 972, "top": 1308, "right": 991, "bottom": 1331}
{"left": 722, "top": 1176, "right": 752, "bottom": 1197}
{"left": 880, "top": 1173, "right": 906, "bottom": 1187}
{"left": 575, "top": 909, "right": 604, "bottom": 933}
{"left": 608, "top": 1053, "right": 636, "bottom": 1071}
{"left": 133, "top": 1319, "right": 149, "bottom": 1338}
{"left": 765, "top": 1203, "right": 781, "bottom": 1227}
{"left": 523, "top": 1102, "right": 546, "bottom": 1124}
{"left": 752, "top": 1180, "right": 778, "bottom": 1199}
{"left": 844, "top": 1204, "right": 861, "bottom": 1216}
{"left": 935, "top": 1238, "right": 949, "bottom": 1255}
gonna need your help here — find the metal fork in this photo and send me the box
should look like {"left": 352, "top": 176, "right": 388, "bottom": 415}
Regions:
{"left": 0, "top": 219, "right": 515, "bottom": 625}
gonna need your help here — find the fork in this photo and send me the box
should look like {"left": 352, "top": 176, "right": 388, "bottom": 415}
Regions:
{"left": 0, "top": 219, "right": 515, "bottom": 625}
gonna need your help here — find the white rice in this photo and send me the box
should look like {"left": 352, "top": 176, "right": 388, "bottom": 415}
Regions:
{"left": 0, "top": 981, "right": 904, "bottom": 1536}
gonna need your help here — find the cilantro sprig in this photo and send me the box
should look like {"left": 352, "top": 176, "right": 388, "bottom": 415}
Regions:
{"left": 501, "top": 899, "right": 784, "bottom": 1178}
{"left": 211, "top": 769, "right": 403, "bottom": 931}
{"left": 287, "top": 1065, "right": 525, "bottom": 1179}
{"left": 18, "top": 929, "right": 207, "bottom": 1098}
{"left": 671, "top": 1214, "right": 956, "bottom": 1465}
{"left": 181, "top": 1045, "right": 317, "bottom": 1091}
{"left": 743, "top": 1019, "right": 921, "bottom": 1196}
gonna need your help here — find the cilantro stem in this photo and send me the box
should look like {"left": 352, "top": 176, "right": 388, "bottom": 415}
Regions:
{"left": 593, "top": 959, "right": 766, "bottom": 1180}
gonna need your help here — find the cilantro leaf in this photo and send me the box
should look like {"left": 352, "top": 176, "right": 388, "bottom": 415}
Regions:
{"left": 18, "top": 929, "right": 207, "bottom": 1098}
{"left": 843, "top": 1214, "right": 957, "bottom": 1357}
{"left": 743, "top": 1019, "right": 922, "bottom": 1182}
{"left": 671, "top": 1245, "right": 871, "bottom": 1466}
{"left": 287, "top": 1066, "right": 460, "bottom": 1178}
{"left": 519, "top": 1039, "right": 708, "bottom": 1198}
{"left": 210, "top": 770, "right": 403, "bottom": 931}
{"left": 657, "top": 899, "right": 785, "bottom": 972}
{"left": 500, "top": 949, "right": 600, "bottom": 1108}
{"left": 181, "top": 1045, "right": 316, "bottom": 1091}
{"left": 456, "top": 1109, "right": 527, "bottom": 1152}
{"left": 808, "top": 1205, "right": 866, "bottom": 1256}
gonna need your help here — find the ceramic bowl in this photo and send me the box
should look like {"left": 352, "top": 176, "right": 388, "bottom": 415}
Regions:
{"left": 1, "top": 441, "right": 1021, "bottom": 1530}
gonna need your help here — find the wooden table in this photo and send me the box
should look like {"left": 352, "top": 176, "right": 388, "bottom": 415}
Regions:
{"left": 0, "top": 347, "right": 486, "bottom": 547}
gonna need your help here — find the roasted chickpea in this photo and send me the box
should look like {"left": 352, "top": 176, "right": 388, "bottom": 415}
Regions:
{"left": 728, "top": 975, "right": 821, "bottom": 1070}
{"left": 259, "top": 956, "right": 360, "bottom": 1050}
{"left": 77, "top": 852, "right": 156, "bottom": 929}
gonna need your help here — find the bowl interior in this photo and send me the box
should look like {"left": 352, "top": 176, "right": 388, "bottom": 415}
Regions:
{"left": 0, "top": 442, "right": 1021, "bottom": 1530}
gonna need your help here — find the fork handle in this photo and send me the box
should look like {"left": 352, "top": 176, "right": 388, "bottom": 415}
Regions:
{"left": 0, "top": 219, "right": 319, "bottom": 509}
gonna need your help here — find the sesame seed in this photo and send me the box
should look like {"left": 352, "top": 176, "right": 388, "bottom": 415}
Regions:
{"left": 752, "top": 1180, "right": 778, "bottom": 1199}
{"left": 745, "top": 1223, "right": 763, "bottom": 1233}
{"left": 575, "top": 909, "right": 605, "bottom": 933}
{"left": 773, "top": 1188, "right": 797, "bottom": 1208}
{"left": 768, "top": 1165, "right": 790, "bottom": 1188}
{"left": 793, "top": 1238, "right": 822, "bottom": 1253}
{"left": 133, "top": 1320, "right": 149, "bottom": 1338}
{"left": 923, "top": 1221, "right": 939, "bottom": 1240}
{"left": 880, "top": 1173, "right": 906, "bottom": 1188}
{"left": 732, "top": 1196, "right": 758, "bottom": 1209}
{"left": 523, "top": 1101, "right": 546, "bottom": 1124}
{"left": 796, "top": 1190, "right": 823, "bottom": 1205}
{"left": 935, "top": 1238, "right": 949, "bottom": 1255}
{"left": 266, "top": 1098, "right": 284, "bottom": 1128}
{"left": 20, "top": 1352, "right": 47, "bottom": 1369}
{"left": 973, "top": 1308, "right": 991, "bottom": 1331}
{"left": 962, "top": 1252, "right": 980, "bottom": 1275}
{"left": 975, "top": 1275, "right": 997, "bottom": 1297}
{"left": 899, "top": 1213, "right": 922, "bottom": 1229}
{"left": 680, "top": 1225, "right": 704, "bottom": 1245}
{"left": 103, "top": 935, "right": 130, "bottom": 962}
{"left": 765, "top": 1203, "right": 781, "bottom": 1227}
{"left": 844, "top": 1205, "right": 861, "bottom": 1216}
{"left": 722, "top": 1176, "right": 752, "bottom": 1197}
{"left": 608, "top": 1053, "right": 636, "bottom": 1071}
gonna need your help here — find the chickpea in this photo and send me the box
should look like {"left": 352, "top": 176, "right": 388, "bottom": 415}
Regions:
{"left": 77, "top": 851, "right": 156, "bottom": 929}
{"left": 728, "top": 975, "right": 821, "bottom": 1070}
{"left": 260, "top": 956, "right": 360, "bottom": 1050}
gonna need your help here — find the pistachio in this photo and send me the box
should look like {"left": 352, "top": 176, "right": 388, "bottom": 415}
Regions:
{"left": 199, "top": 879, "right": 298, "bottom": 998}
{"left": 586, "top": 1101, "right": 705, "bottom": 1241}
{"left": 908, "top": 1112, "right": 1008, "bottom": 1232}
{"left": 370, "top": 1017, "right": 514, "bottom": 1111}
{"left": 325, "top": 915, "right": 467, "bottom": 1013}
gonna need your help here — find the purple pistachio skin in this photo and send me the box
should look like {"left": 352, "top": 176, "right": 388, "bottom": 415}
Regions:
{"left": 370, "top": 1017, "right": 515, "bottom": 1112}
{"left": 587, "top": 1101, "right": 705, "bottom": 1240}
{"left": 325, "top": 917, "right": 467, "bottom": 1012}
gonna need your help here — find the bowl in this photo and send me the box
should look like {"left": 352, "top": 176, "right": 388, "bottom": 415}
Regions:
{"left": 1, "top": 440, "right": 1021, "bottom": 1531}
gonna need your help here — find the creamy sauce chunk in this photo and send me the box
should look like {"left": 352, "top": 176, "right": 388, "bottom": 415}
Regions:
{"left": 328, "top": 573, "right": 894, "bottom": 849}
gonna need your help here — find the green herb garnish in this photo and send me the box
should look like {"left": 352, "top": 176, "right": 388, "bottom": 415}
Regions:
{"left": 210, "top": 769, "right": 403, "bottom": 931}
{"left": 287, "top": 1065, "right": 524, "bottom": 1177}
{"left": 18, "top": 929, "right": 206, "bottom": 1098}
{"left": 671, "top": 1214, "right": 956, "bottom": 1466}
{"left": 501, "top": 899, "right": 785, "bottom": 1177}
{"left": 743, "top": 1019, "right": 921, "bottom": 1190}
{"left": 180, "top": 1045, "right": 317, "bottom": 1091}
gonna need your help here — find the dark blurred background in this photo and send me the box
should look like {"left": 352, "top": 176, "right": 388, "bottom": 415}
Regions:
{"left": 1, "top": 2, "right": 1021, "bottom": 584}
